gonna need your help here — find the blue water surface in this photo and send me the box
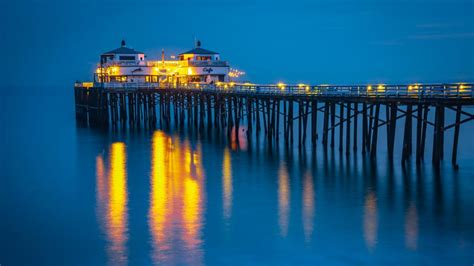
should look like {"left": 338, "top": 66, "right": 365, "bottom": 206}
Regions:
{"left": 1, "top": 87, "right": 474, "bottom": 265}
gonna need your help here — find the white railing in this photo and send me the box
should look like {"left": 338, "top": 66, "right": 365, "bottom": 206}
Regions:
{"left": 180, "top": 61, "right": 229, "bottom": 67}
{"left": 75, "top": 82, "right": 474, "bottom": 99}
{"left": 184, "top": 83, "right": 474, "bottom": 99}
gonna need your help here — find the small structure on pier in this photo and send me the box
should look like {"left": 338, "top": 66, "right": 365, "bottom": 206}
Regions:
{"left": 94, "top": 40, "right": 230, "bottom": 87}
{"left": 177, "top": 40, "right": 228, "bottom": 83}
{"left": 97, "top": 40, "right": 148, "bottom": 83}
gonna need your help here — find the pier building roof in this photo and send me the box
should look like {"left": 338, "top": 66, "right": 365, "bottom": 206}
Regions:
{"left": 179, "top": 47, "right": 218, "bottom": 55}
{"left": 179, "top": 40, "right": 218, "bottom": 55}
{"left": 102, "top": 40, "right": 143, "bottom": 55}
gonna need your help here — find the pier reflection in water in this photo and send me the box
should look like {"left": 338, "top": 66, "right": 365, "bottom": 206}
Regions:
{"left": 222, "top": 148, "right": 232, "bottom": 222}
{"left": 96, "top": 142, "right": 129, "bottom": 266}
{"left": 86, "top": 128, "right": 474, "bottom": 265}
{"left": 148, "top": 131, "right": 205, "bottom": 265}
{"left": 278, "top": 161, "right": 290, "bottom": 237}
{"left": 302, "top": 169, "right": 315, "bottom": 243}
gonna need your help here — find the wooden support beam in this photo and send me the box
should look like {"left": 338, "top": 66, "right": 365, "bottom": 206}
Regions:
{"left": 339, "top": 102, "right": 344, "bottom": 152}
{"left": 420, "top": 105, "right": 429, "bottom": 161}
{"left": 322, "top": 102, "right": 329, "bottom": 149}
{"left": 311, "top": 100, "right": 318, "bottom": 146}
{"left": 289, "top": 100, "right": 294, "bottom": 145}
{"left": 346, "top": 102, "right": 351, "bottom": 155}
{"left": 370, "top": 104, "right": 380, "bottom": 158}
{"left": 362, "top": 103, "right": 368, "bottom": 154}
{"left": 353, "top": 102, "right": 358, "bottom": 151}
{"left": 367, "top": 104, "right": 374, "bottom": 152}
{"left": 388, "top": 103, "right": 397, "bottom": 159}
{"left": 330, "top": 102, "right": 336, "bottom": 148}
{"left": 276, "top": 99, "right": 281, "bottom": 141}
{"left": 452, "top": 105, "right": 462, "bottom": 169}
{"left": 256, "top": 99, "right": 261, "bottom": 135}
{"left": 432, "top": 105, "right": 444, "bottom": 166}
{"left": 302, "top": 101, "right": 309, "bottom": 146}
{"left": 402, "top": 104, "right": 413, "bottom": 163}
{"left": 415, "top": 104, "right": 423, "bottom": 164}
{"left": 298, "top": 101, "right": 302, "bottom": 147}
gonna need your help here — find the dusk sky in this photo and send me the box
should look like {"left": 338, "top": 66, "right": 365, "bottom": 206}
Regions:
{"left": 2, "top": 0, "right": 473, "bottom": 89}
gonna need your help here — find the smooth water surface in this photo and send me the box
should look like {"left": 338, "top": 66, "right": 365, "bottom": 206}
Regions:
{"left": 1, "top": 88, "right": 474, "bottom": 265}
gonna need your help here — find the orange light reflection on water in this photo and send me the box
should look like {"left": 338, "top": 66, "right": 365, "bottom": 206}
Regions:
{"left": 363, "top": 191, "right": 378, "bottom": 251}
{"left": 148, "top": 131, "right": 205, "bottom": 265}
{"left": 278, "top": 162, "right": 290, "bottom": 237}
{"left": 405, "top": 201, "right": 418, "bottom": 250}
{"left": 302, "top": 170, "right": 315, "bottom": 243}
{"left": 223, "top": 148, "right": 233, "bottom": 221}
{"left": 96, "top": 142, "right": 129, "bottom": 266}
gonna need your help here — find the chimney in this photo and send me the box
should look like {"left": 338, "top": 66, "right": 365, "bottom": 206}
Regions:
{"left": 121, "top": 40, "right": 126, "bottom": 47}
{"left": 196, "top": 40, "right": 201, "bottom": 48}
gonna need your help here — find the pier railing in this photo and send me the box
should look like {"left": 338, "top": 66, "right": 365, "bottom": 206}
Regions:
{"left": 179, "top": 83, "right": 474, "bottom": 99}
{"left": 75, "top": 82, "right": 473, "bottom": 99}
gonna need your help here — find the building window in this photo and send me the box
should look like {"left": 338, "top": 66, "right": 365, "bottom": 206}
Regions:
{"left": 196, "top": 56, "right": 211, "bottom": 61}
{"left": 119, "top": 55, "right": 136, "bottom": 61}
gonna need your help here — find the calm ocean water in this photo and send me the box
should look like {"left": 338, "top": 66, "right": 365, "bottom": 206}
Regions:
{"left": 1, "top": 88, "right": 474, "bottom": 265}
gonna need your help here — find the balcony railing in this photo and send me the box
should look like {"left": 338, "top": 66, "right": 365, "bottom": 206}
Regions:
{"left": 179, "top": 60, "right": 229, "bottom": 67}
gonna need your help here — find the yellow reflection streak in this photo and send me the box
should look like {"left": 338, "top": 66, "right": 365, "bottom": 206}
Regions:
{"left": 223, "top": 148, "right": 233, "bottom": 221}
{"left": 183, "top": 173, "right": 202, "bottom": 252}
{"left": 278, "top": 162, "right": 290, "bottom": 237}
{"left": 149, "top": 131, "right": 170, "bottom": 262}
{"left": 363, "top": 191, "right": 378, "bottom": 251}
{"left": 405, "top": 201, "right": 418, "bottom": 250}
{"left": 96, "top": 155, "right": 106, "bottom": 210}
{"left": 108, "top": 143, "right": 128, "bottom": 266}
{"left": 94, "top": 142, "right": 129, "bottom": 266}
{"left": 302, "top": 170, "right": 315, "bottom": 243}
{"left": 148, "top": 131, "right": 204, "bottom": 265}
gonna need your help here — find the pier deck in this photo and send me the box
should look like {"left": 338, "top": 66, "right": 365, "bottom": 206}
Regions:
{"left": 74, "top": 82, "right": 474, "bottom": 167}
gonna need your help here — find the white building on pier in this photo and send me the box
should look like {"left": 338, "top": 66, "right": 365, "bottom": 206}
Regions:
{"left": 94, "top": 40, "right": 230, "bottom": 86}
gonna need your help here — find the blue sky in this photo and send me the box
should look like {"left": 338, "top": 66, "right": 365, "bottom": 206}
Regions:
{"left": 1, "top": 0, "right": 473, "bottom": 88}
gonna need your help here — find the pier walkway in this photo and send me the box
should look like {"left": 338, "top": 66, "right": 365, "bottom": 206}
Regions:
{"left": 74, "top": 82, "right": 474, "bottom": 167}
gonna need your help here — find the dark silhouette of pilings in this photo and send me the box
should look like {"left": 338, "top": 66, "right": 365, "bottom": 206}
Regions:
{"left": 74, "top": 86, "right": 474, "bottom": 168}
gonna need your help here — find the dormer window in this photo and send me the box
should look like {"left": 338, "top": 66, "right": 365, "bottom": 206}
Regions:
{"left": 196, "top": 56, "right": 211, "bottom": 61}
{"left": 119, "top": 55, "right": 136, "bottom": 61}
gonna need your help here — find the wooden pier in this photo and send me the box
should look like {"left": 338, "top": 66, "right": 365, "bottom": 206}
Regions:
{"left": 74, "top": 83, "right": 474, "bottom": 168}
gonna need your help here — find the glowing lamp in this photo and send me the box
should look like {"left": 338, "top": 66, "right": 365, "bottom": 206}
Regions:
{"left": 459, "top": 84, "right": 471, "bottom": 92}
{"left": 82, "top": 82, "right": 94, "bottom": 88}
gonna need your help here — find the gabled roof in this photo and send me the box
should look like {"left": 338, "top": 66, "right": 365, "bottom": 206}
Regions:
{"left": 179, "top": 47, "right": 218, "bottom": 55}
{"left": 103, "top": 46, "right": 143, "bottom": 55}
